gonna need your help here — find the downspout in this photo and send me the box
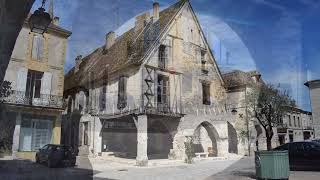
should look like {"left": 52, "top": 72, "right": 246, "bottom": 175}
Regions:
{"left": 245, "top": 85, "right": 250, "bottom": 156}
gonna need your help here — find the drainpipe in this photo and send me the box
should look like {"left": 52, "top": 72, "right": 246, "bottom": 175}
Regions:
{"left": 245, "top": 86, "right": 250, "bottom": 156}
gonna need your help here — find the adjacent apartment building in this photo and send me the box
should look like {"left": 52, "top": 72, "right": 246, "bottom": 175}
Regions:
{"left": 63, "top": 0, "right": 237, "bottom": 166}
{"left": 278, "top": 107, "right": 314, "bottom": 145}
{"left": 0, "top": 3, "right": 71, "bottom": 160}
{"left": 305, "top": 79, "right": 320, "bottom": 138}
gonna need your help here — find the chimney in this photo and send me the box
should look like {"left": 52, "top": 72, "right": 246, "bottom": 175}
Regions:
{"left": 75, "top": 55, "right": 82, "bottom": 72}
{"left": 153, "top": 1, "right": 159, "bottom": 21}
{"left": 53, "top": 17, "right": 60, "bottom": 26}
{"left": 106, "top": 31, "right": 116, "bottom": 49}
{"left": 135, "top": 12, "right": 150, "bottom": 34}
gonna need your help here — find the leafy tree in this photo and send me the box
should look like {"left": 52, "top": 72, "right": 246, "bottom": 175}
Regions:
{"left": 0, "top": 81, "right": 12, "bottom": 152}
{"left": 247, "top": 84, "right": 295, "bottom": 150}
{"left": 0, "top": 81, "right": 12, "bottom": 103}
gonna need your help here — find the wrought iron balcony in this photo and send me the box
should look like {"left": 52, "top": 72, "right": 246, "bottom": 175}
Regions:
{"left": 1, "top": 90, "right": 63, "bottom": 109}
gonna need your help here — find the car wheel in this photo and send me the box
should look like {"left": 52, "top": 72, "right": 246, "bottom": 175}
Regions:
{"left": 35, "top": 156, "right": 40, "bottom": 163}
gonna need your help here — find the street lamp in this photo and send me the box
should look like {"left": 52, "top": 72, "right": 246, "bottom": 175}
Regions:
{"left": 231, "top": 109, "right": 238, "bottom": 115}
{"left": 29, "top": 0, "right": 52, "bottom": 34}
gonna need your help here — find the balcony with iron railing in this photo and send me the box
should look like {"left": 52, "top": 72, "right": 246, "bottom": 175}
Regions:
{"left": 1, "top": 90, "right": 63, "bottom": 109}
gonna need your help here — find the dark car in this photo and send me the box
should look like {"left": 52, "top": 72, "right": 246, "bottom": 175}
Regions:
{"left": 274, "top": 141, "right": 320, "bottom": 171}
{"left": 312, "top": 139, "right": 320, "bottom": 144}
{"left": 35, "top": 144, "right": 77, "bottom": 168}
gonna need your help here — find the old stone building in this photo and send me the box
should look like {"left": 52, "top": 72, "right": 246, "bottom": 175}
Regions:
{"left": 305, "top": 79, "right": 320, "bottom": 138}
{"left": 0, "top": 2, "right": 71, "bottom": 160}
{"left": 63, "top": 0, "right": 237, "bottom": 166}
{"left": 223, "top": 70, "right": 273, "bottom": 155}
{"left": 224, "top": 70, "right": 315, "bottom": 155}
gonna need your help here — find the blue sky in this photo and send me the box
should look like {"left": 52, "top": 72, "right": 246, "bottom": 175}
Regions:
{"left": 31, "top": 0, "right": 320, "bottom": 111}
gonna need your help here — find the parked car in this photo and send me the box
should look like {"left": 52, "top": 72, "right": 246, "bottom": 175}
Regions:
{"left": 274, "top": 141, "right": 320, "bottom": 171}
{"left": 312, "top": 139, "right": 320, "bottom": 144}
{"left": 35, "top": 144, "right": 77, "bottom": 168}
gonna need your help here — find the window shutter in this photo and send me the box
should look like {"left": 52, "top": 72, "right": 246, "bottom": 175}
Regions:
{"left": 16, "top": 68, "right": 28, "bottom": 92}
{"left": 41, "top": 72, "right": 52, "bottom": 95}
{"left": 38, "top": 36, "right": 44, "bottom": 60}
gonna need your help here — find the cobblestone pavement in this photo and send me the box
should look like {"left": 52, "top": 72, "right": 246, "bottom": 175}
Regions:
{"left": 0, "top": 156, "right": 94, "bottom": 180}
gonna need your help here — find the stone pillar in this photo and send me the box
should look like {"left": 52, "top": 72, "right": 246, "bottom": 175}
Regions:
{"left": 12, "top": 112, "right": 21, "bottom": 159}
{"left": 93, "top": 117, "right": 102, "bottom": 156}
{"left": 52, "top": 116, "right": 61, "bottom": 144}
{"left": 217, "top": 138, "right": 229, "bottom": 157}
{"left": 136, "top": 115, "right": 148, "bottom": 166}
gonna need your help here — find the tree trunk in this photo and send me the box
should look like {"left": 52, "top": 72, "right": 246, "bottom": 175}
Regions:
{"left": 266, "top": 137, "right": 272, "bottom": 151}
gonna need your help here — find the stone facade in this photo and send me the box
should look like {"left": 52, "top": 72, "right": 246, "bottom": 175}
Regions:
{"left": 63, "top": 0, "right": 236, "bottom": 166}
{"left": 277, "top": 107, "right": 314, "bottom": 145}
{"left": 223, "top": 70, "right": 277, "bottom": 155}
{"left": 0, "top": 5, "right": 71, "bottom": 160}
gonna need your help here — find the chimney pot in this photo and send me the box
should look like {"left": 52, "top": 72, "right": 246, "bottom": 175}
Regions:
{"left": 53, "top": 16, "right": 60, "bottom": 26}
{"left": 75, "top": 55, "right": 82, "bottom": 72}
{"left": 153, "top": 2, "right": 159, "bottom": 21}
{"left": 106, "top": 31, "right": 116, "bottom": 49}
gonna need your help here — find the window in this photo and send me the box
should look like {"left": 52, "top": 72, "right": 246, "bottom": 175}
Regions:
{"left": 159, "top": 45, "right": 167, "bottom": 69}
{"left": 32, "top": 35, "right": 44, "bottom": 60}
{"left": 294, "top": 116, "right": 296, "bottom": 127}
{"left": 25, "top": 70, "right": 43, "bottom": 101}
{"left": 297, "top": 117, "right": 300, "bottom": 127}
{"left": 19, "top": 116, "right": 53, "bottom": 151}
{"left": 202, "top": 83, "right": 211, "bottom": 105}
{"left": 288, "top": 115, "right": 292, "bottom": 126}
{"left": 201, "top": 51, "right": 208, "bottom": 75}
{"left": 83, "top": 122, "right": 89, "bottom": 145}
{"left": 117, "top": 76, "right": 127, "bottom": 110}
{"left": 100, "top": 70, "right": 108, "bottom": 111}
{"left": 157, "top": 75, "right": 170, "bottom": 109}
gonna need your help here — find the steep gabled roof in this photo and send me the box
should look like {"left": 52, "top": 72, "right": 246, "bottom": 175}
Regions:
{"left": 64, "top": 0, "right": 186, "bottom": 91}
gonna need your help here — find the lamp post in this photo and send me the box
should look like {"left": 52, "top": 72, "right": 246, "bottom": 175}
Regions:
{"left": 29, "top": 0, "right": 52, "bottom": 34}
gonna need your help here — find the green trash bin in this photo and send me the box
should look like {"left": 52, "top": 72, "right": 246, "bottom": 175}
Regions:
{"left": 255, "top": 150, "right": 289, "bottom": 180}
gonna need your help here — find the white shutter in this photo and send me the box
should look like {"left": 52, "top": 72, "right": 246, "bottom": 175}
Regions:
{"left": 32, "top": 36, "right": 39, "bottom": 60}
{"left": 38, "top": 37, "right": 44, "bottom": 60}
{"left": 32, "top": 35, "right": 44, "bottom": 60}
{"left": 41, "top": 72, "right": 52, "bottom": 95}
{"left": 16, "top": 68, "right": 28, "bottom": 92}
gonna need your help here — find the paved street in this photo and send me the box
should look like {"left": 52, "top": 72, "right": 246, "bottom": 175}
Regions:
{"left": 1, "top": 156, "right": 320, "bottom": 180}
{"left": 0, "top": 156, "right": 93, "bottom": 180}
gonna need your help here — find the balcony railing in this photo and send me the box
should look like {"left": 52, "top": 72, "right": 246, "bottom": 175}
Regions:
{"left": 1, "top": 90, "right": 63, "bottom": 108}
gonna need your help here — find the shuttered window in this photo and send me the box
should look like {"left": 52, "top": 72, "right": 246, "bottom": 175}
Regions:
{"left": 117, "top": 76, "right": 127, "bottom": 110}
{"left": 32, "top": 35, "right": 44, "bottom": 61}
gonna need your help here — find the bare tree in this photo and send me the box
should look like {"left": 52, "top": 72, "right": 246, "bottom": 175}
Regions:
{"left": 247, "top": 84, "right": 295, "bottom": 150}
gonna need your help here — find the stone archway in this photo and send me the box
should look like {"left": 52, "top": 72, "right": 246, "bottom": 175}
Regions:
{"left": 227, "top": 122, "right": 238, "bottom": 154}
{"left": 193, "top": 121, "right": 219, "bottom": 157}
{"left": 148, "top": 120, "right": 173, "bottom": 159}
